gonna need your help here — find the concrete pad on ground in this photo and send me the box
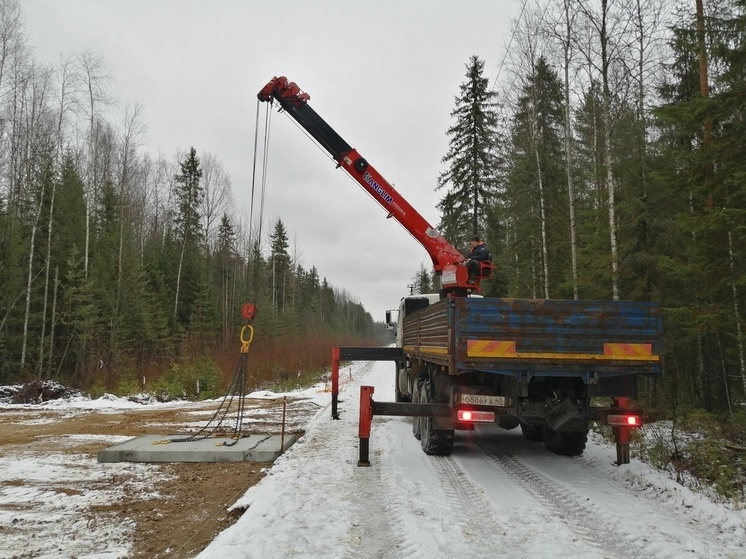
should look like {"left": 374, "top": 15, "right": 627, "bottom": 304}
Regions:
{"left": 97, "top": 432, "right": 302, "bottom": 463}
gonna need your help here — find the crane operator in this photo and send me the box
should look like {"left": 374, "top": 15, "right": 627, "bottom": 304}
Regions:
{"left": 465, "top": 235, "right": 490, "bottom": 284}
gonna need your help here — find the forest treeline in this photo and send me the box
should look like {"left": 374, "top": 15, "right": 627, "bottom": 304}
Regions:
{"left": 418, "top": 0, "right": 745, "bottom": 418}
{"left": 0, "top": 2, "right": 381, "bottom": 389}
{"left": 2, "top": 0, "right": 746, "bottom": 421}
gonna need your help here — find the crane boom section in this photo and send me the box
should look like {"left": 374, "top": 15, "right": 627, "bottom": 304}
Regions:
{"left": 258, "top": 76, "right": 466, "bottom": 280}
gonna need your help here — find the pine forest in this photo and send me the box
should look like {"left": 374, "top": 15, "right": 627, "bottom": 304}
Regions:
{"left": 431, "top": 0, "right": 746, "bottom": 422}
{"left": 2, "top": 0, "right": 746, "bottom": 429}
{"left": 0, "top": 3, "right": 381, "bottom": 393}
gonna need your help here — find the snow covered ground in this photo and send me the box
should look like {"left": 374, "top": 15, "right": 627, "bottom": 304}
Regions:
{"left": 2, "top": 362, "right": 745, "bottom": 558}
{"left": 0, "top": 385, "right": 327, "bottom": 559}
{"left": 199, "top": 360, "right": 746, "bottom": 559}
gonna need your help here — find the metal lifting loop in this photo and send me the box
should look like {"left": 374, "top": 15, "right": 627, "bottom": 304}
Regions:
{"left": 240, "top": 324, "right": 254, "bottom": 353}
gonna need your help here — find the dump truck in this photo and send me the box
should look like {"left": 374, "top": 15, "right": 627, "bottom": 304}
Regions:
{"left": 258, "top": 76, "right": 663, "bottom": 465}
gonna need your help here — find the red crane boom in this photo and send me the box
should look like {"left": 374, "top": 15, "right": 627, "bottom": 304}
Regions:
{"left": 258, "top": 76, "right": 485, "bottom": 294}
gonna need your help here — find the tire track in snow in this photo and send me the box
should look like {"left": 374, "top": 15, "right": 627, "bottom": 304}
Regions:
{"left": 343, "top": 450, "right": 424, "bottom": 559}
{"left": 426, "top": 454, "right": 521, "bottom": 558}
{"left": 343, "top": 466, "right": 395, "bottom": 559}
{"left": 334, "top": 362, "right": 417, "bottom": 559}
{"left": 474, "top": 440, "right": 646, "bottom": 558}
{"left": 570, "top": 448, "right": 743, "bottom": 558}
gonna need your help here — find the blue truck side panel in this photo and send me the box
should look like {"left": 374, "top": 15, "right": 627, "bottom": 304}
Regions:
{"left": 402, "top": 297, "right": 663, "bottom": 380}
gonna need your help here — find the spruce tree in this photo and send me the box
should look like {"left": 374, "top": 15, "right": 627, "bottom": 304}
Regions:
{"left": 411, "top": 264, "right": 432, "bottom": 294}
{"left": 437, "top": 55, "right": 501, "bottom": 245}
{"left": 652, "top": 0, "right": 746, "bottom": 412}
{"left": 216, "top": 213, "right": 239, "bottom": 337}
{"left": 173, "top": 147, "right": 204, "bottom": 244}
{"left": 268, "top": 219, "right": 291, "bottom": 312}
{"left": 172, "top": 147, "right": 204, "bottom": 326}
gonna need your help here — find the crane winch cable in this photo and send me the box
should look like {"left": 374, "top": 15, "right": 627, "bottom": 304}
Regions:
{"left": 248, "top": 101, "right": 272, "bottom": 260}
{"left": 248, "top": 100, "right": 261, "bottom": 255}
{"left": 259, "top": 103, "right": 272, "bottom": 248}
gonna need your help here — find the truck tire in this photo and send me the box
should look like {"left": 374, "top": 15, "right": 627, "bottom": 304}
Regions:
{"left": 411, "top": 378, "right": 422, "bottom": 440}
{"left": 520, "top": 423, "right": 544, "bottom": 442}
{"left": 395, "top": 366, "right": 411, "bottom": 403}
{"left": 419, "top": 379, "right": 454, "bottom": 456}
{"left": 543, "top": 427, "right": 587, "bottom": 457}
{"left": 395, "top": 385, "right": 409, "bottom": 403}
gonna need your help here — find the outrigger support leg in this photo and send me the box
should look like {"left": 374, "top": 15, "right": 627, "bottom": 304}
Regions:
{"left": 358, "top": 386, "right": 374, "bottom": 466}
{"left": 331, "top": 347, "right": 340, "bottom": 420}
{"left": 613, "top": 397, "right": 632, "bottom": 465}
{"left": 355, "top": 385, "right": 451, "bottom": 467}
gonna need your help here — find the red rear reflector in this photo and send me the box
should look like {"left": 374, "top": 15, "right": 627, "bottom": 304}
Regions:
{"left": 457, "top": 410, "right": 495, "bottom": 423}
{"left": 607, "top": 414, "right": 642, "bottom": 427}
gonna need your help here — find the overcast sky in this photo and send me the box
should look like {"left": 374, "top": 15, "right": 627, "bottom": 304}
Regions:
{"left": 23, "top": 0, "right": 521, "bottom": 322}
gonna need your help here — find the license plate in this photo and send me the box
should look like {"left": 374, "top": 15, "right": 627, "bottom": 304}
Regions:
{"left": 459, "top": 394, "right": 506, "bottom": 407}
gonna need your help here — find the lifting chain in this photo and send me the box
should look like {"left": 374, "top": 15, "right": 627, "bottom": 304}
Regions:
{"left": 168, "top": 307, "right": 257, "bottom": 446}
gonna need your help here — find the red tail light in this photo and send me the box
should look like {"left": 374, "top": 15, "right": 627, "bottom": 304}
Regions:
{"left": 457, "top": 410, "right": 495, "bottom": 423}
{"left": 606, "top": 414, "right": 642, "bottom": 427}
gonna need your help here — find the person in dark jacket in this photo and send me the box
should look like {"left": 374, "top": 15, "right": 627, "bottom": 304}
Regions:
{"left": 465, "top": 235, "right": 490, "bottom": 283}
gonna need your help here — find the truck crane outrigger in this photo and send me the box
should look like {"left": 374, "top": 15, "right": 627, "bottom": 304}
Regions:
{"left": 258, "top": 76, "right": 663, "bottom": 466}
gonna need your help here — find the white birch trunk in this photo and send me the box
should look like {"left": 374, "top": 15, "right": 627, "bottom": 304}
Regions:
{"left": 562, "top": 0, "right": 579, "bottom": 300}
{"left": 38, "top": 174, "right": 56, "bottom": 375}
{"left": 174, "top": 238, "right": 186, "bottom": 319}
{"left": 21, "top": 188, "right": 44, "bottom": 372}
{"left": 48, "top": 267, "right": 59, "bottom": 379}
{"left": 534, "top": 141, "right": 550, "bottom": 300}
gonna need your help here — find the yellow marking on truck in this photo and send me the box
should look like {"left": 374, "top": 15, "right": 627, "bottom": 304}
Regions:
{"left": 466, "top": 340, "right": 659, "bottom": 361}
{"left": 603, "top": 343, "right": 653, "bottom": 357}
{"left": 403, "top": 345, "right": 449, "bottom": 355}
{"left": 467, "top": 340, "right": 516, "bottom": 356}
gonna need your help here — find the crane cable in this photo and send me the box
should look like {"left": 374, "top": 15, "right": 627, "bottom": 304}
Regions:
{"left": 489, "top": 0, "right": 529, "bottom": 92}
{"left": 248, "top": 100, "right": 272, "bottom": 262}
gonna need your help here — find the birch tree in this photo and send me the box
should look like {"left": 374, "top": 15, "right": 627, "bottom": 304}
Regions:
{"left": 548, "top": 0, "right": 581, "bottom": 299}
{"left": 575, "top": 0, "right": 627, "bottom": 300}
{"left": 200, "top": 151, "right": 231, "bottom": 252}
{"left": 74, "top": 50, "right": 112, "bottom": 278}
{"left": 115, "top": 104, "right": 143, "bottom": 320}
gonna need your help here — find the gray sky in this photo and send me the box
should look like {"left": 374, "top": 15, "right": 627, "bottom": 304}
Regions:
{"left": 23, "top": 0, "right": 520, "bottom": 322}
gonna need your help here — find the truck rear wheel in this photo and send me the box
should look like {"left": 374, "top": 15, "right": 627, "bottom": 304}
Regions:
{"left": 419, "top": 379, "right": 454, "bottom": 456}
{"left": 395, "top": 366, "right": 411, "bottom": 403}
{"left": 543, "top": 427, "right": 587, "bottom": 457}
{"left": 411, "top": 378, "right": 422, "bottom": 440}
{"left": 520, "top": 423, "right": 544, "bottom": 442}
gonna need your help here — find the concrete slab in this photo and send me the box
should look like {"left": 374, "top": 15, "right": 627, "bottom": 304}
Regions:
{"left": 97, "top": 432, "right": 302, "bottom": 463}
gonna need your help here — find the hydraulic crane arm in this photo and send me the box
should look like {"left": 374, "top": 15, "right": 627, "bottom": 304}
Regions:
{"left": 258, "top": 76, "right": 479, "bottom": 293}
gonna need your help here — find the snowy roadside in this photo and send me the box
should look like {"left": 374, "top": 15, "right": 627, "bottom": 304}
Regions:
{"left": 2, "top": 365, "right": 745, "bottom": 559}
{"left": 198, "top": 361, "right": 746, "bottom": 559}
{"left": 0, "top": 446, "right": 160, "bottom": 559}
{"left": 0, "top": 382, "right": 334, "bottom": 559}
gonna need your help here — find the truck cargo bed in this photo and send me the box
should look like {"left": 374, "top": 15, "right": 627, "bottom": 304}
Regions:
{"left": 402, "top": 297, "right": 663, "bottom": 380}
